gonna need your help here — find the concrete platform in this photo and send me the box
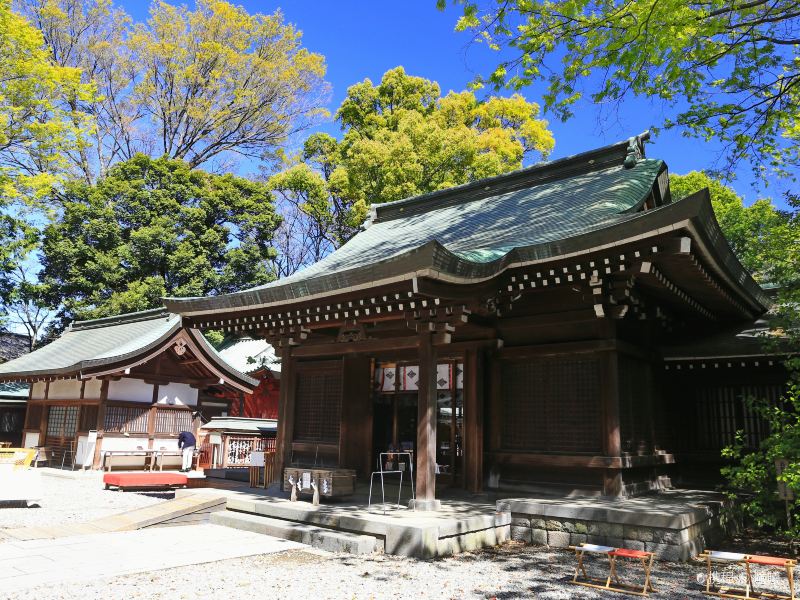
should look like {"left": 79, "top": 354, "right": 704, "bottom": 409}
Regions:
{"left": 184, "top": 486, "right": 510, "bottom": 558}
{"left": 499, "top": 489, "right": 734, "bottom": 561}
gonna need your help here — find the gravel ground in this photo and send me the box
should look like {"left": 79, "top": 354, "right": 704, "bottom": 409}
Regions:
{"left": 0, "top": 471, "right": 168, "bottom": 531}
{"left": 5, "top": 542, "right": 761, "bottom": 600}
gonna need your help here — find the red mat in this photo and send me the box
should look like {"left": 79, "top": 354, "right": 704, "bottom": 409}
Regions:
{"left": 103, "top": 472, "right": 188, "bottom": 489}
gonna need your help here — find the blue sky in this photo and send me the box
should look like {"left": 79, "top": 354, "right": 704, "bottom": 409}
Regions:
{"left": 120, "top": 0, "right": 790, "bottom": 209}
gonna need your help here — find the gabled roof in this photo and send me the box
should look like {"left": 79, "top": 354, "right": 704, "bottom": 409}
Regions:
{"left": 0, "top": 308, "right": 258, "bottom": 391}
{"left": 216, "top": 337, "right": 280, "bottom": 376}
{"left": 0, "top": 381, "right": 28, "bottom": 404}
{"left": 0, "top": 331, "right": 30, "bottom": 362}
{"left": 163, "top": 133, "right": 767, "bottom": 320}
{"left": 165, "top": 134, "right": 670, "bottom": 315}
{"left": 0, "top": 309, "right": 179, "bottom": 380}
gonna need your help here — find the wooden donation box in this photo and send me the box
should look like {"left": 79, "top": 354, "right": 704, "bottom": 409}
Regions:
{"left": 283, "top": 467, "right": 356, "bottom": 500}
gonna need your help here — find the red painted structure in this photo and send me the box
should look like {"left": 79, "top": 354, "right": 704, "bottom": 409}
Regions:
{"left": 228, "top": 369, "right": 279, "bottom": 419}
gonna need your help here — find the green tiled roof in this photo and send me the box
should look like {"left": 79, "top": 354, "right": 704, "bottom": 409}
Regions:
{"left": 165, "top": 136, "right": 673, "bottom": 314}
{"left": 0, "top": 381, "right": 28, "bottom": 401}
{"left": 0, "top": 309, "right": 257, "bottom": 388}
{"left": 0, "top": 309, "right": 180, "bottom": 380}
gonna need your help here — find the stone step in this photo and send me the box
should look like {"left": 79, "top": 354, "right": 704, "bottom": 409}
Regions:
{"left": 210, "top": 510, "right": 383, "bottom": 555}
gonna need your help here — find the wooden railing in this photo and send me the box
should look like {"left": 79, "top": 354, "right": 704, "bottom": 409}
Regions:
{"left": 223, "top": 435, "right": 277, "bottom": 467}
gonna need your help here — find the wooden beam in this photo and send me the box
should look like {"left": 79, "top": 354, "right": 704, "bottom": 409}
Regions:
{"left": 415, "top": 330, "right": 438, "bottom": 507}
{"left": 601, "top": 350, "right": 622, "bottom": 496}
{"left": 274, "top": 346, "right": 295, "bottom": 483}
{"left": 291, "top": 336, "right": 419, "bottom": 358}
{"left": 464, "top": 347, "right": 484, "bottom": 493}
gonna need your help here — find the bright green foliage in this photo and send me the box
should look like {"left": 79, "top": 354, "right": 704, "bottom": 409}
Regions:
{"left": 721, "top": 385, "right": 800, "bottom": 540}
{"left": 39, "top": 154, "right": 280, "bottom": 324}
{"left": 670, "top": 172, "right": 798, "bottom": 285}
{"left": 443, "top": 0, "right": 800, "bottom": 177}
{"left": 0, "top": 0, "right": 94, "bottom": 198}
{"left": 269, "top": 67, "right": 554, "bottom": 275}
{"left": 18, "top": 0, "right": 329, "bottom": 179}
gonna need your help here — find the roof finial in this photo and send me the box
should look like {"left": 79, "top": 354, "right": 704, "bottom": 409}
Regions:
{"left": 624, "top": 131, "right": 649, "bottom": 168}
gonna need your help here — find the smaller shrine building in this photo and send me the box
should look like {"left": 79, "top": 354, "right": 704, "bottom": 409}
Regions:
{"left": 0, "top": 308, "right": 257, "bottom": 469}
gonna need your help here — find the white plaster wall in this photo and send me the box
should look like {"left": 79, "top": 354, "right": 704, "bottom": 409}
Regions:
{"left": 156, "top": 382, "right": 198, "bottom": 407}
{"left": 100, "top": 436, "right": 149, "bottom": 468}
{"left": 108, "top": 378, "right": 154, "bottom": 403}
{"left": 48, "top": 379, "right": 83, "bottom": 400}
{"left": 82, "top": 379, "right": 103, "bottom": 400}
{"left": 30, "top": 382, "right": 46, "bottom": 400}
{"left": 152, "top": 438, "right": 180, "bottom": 451}
{"left": 23, "top": 432, "right": 39, "bottom": 448}
{"left": 101, "top": 436, "right": 149, "bottom": 451}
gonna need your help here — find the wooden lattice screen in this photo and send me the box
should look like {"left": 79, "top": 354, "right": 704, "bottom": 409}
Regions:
{"left": 294, "top": 363, "right": 342, "bottom": 443}
{"left": 103, "top": 405, "right": 149, "bottom": 433}
{"left": 501, "top": 356, "right": 602, "bottom": 453}
{"left": 154, "top": 408, "right": 192, "bottom": 434}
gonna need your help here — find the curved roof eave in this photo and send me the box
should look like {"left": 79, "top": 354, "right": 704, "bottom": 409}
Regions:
{"left": 165, "top": 190, "right": 767, "bottom": 320}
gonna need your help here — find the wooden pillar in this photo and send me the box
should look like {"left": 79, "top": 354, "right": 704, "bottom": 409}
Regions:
{"left": 413, "top": 330, "right": 440, "bottom": 510}
{"left": 274, "top": 345, "right": 295, "bottom": 483}
{"left": 602, "top": 350, "right": 623, "bottom": 496}
{"left": 92, "top": 379, "right": 109, "bottom": 470}
{"left": 147, "top": 384, "right": 159, "bottom": 450}
{"left": 464, "top": 347, "right": 484, "bottom": 493}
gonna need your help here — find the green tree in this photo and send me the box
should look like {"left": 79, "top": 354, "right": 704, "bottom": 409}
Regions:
{"left": 670, "top": 172, "right": 797, "bottom": 285}
{"left": 0, "top": 0, "right": 94, "bottom": 198}
{"left": 39, "top": 154, "right": 281, "bottom": 324}
{"left": 722, "top": 386, "right": 800, "bottom": 542}
{"left": 17, "top": 0, "right": 329, "bottom": 180}
{"left": 0, "top": 0, "right": 94, "bottom": 340}
{"left": 443, "top": 0, "right": 800, "bottom": 177}
{"left": 269, "top": 66, "right": 554, "bottom": 276}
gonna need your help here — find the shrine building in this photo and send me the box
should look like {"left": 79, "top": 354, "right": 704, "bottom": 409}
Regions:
{"left": 155, "top": 133, "right": 777, "bottom": 507}
{"left": 0, "top": 309, "right": 257, "bottom": 469}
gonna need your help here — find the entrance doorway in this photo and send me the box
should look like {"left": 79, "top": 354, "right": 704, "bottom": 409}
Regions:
{"left": 371, "top": 360, "right": 465, "bottom": 487}
{"left": 45, "top": 405, "right": 79, "bottom": 458}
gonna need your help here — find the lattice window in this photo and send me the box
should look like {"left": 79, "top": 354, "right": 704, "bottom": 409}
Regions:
{"left": 502, "top": 357, "right": 602, "bottom": 453}
{"left": 154, "top": 408, "right": 192, "bottom": 434}
{"left": 46, "top": 406, "right": 79, "bottom": 437}
{"left": 25, "top": 404, "right": 42, "bottom": 429}
{"left": 103, "top": 405, "right": 149, "bottom": 433}
{"left": 294, "top": 366, "right": 342, "bottom": 443}
{"left": 79, "top": 405, "right": 98, "bottom": 431}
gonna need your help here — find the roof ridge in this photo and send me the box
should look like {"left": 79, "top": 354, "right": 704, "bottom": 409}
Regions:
{"left": 71, "top": 307, "right": 174, "bottom": 331}
{"left": 368, "top": 131, "right": 651, "bottom": 225}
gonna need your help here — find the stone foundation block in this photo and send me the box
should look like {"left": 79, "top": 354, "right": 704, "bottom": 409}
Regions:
{"left": 570, "top": 533, "right": 588, "bottom": 546}
{"left": 531, "top": 529, "right": 547, "bottom": 546}
{"left": 511, "top": 526, "right": 531, "bottom": 543}
{"left": 547, "top": 531, "right": 570, "bottom": 547}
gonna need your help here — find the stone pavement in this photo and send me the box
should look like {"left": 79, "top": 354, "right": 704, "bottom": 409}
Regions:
{"left": 2, "top": 493, "right": 226, "bottom": 541}
{"left": 0, "top": 523, "right": 305, "bottom": 593}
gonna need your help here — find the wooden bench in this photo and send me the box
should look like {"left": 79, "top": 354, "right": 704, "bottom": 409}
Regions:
{"left": 571, "top": 543, "right": 656, "bottom": 596}
{"left": 698, "top": 550, "right": 796, "bottom": 599}
{"left": 103, "top": 472, "right": 188, "bottom": 491}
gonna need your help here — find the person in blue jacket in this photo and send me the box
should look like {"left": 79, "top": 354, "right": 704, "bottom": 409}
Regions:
{"left": 177, "top": 430, "right": 196, "bottom": 472}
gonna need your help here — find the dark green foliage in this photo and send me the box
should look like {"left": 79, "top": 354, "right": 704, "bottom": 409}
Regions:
{"left": 39, "top": 154, "right": 280, "bottom": 326}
